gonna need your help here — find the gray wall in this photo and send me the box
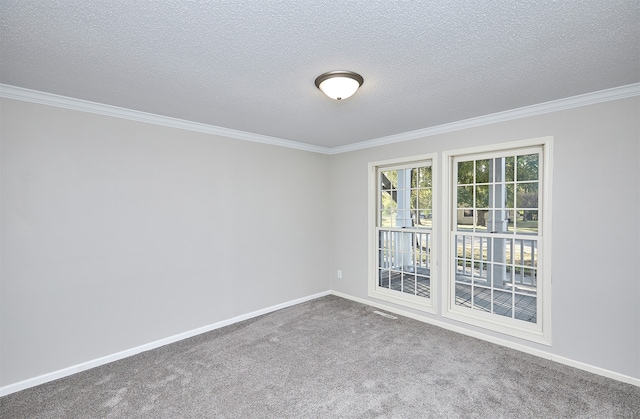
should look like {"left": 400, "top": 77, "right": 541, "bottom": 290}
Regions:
{"left": 2, "top": 95, "right": 639, "bottom": 388}
{"left": 329, "top": 96, "right": 640, "bottom": 379}
{"left": 0, "top": 98, "right": 331, "bottom": 386}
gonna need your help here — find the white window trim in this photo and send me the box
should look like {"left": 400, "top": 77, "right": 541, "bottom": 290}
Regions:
{"left": 440, "top": 136, "right": 553, "bottom": 345}
{"left": 368, "top": 153, "right": 438, "bottom": 313}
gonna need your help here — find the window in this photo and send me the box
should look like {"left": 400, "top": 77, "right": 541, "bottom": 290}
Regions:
{"left": 443, "top": 138, "right": 552, "bottom": 344}
{"left": 368, "top": 138, "right": 551, "bottom": 343}
{"left": 368, "top": 155, "right": 437, "bottom": 312}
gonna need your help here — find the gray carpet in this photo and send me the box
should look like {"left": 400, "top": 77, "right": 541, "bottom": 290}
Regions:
{"left": 1, "top": 295, "right": 638, "bottom": 418}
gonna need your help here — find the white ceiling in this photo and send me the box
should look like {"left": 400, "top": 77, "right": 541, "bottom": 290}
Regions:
{"left": 1, "top": 1, "right": 639, "bottom": 149}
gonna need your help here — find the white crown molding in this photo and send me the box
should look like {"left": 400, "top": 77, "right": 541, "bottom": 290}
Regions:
{"left": 2, "top": 83, "right": 638, "bottom": 155}
{"left": 328, "top": 83, "right": 640, "bottom": 154}
{"left": 0, "top": 84, "right": 331, "bottom": 154}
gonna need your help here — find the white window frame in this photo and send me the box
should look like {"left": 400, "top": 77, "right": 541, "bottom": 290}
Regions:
{"left": 368, "top": 153, "right": 438, "bottom": 313}
{"left": 441, "top": 137, "right": 553, "bottom": 345}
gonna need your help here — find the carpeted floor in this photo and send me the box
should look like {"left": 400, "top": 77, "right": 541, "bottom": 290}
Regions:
{"left": 1, "top": 295, "right": 639, "bottom": 418}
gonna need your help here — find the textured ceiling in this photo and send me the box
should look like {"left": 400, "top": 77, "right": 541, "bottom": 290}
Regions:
{"left": 1, "top": 1, "right": 639, "bottom": 148}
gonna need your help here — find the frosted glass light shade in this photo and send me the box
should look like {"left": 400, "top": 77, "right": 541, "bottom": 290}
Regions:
{"left": 315, "top": 71, "right": 364, "bottom": 100}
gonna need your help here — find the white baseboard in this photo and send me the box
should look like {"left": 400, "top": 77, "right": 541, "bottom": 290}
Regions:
{"left": 331, "top": 291, "right": 640, "bottom": 387}
{"left": 2, "top": 289, "right": 637, "bottom": 397}
{"left": 0, "top": 290, "right": 331, "bottom": 397}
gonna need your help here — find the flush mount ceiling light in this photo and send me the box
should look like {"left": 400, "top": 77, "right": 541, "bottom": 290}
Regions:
{"left": 315, "top": 70, "right": 364, "bottom": 100}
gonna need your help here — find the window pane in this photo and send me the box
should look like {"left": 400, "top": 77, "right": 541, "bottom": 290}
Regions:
{"left": 378, "top": 192, "right": 398, "bottom": 209}
{"left": 457, "top": 209, "right": 474, "bottom": 231}
{"left": 378, "top": 249, "right": 388, "bottom": 269}
{"left": 513, "top": 266, "right": 537, "bottom": 290}
{"left": 491, "top": 264, "right": 508, "bottom": 289}
{"left": 411, "top": 168, "right": 418, "bottom": 188}
{"left": 455, "top": 283, "right": 472, "bottom": 307}
{"left": 491, "top": 182, "right": 508, "bottom": 209}
{"left": 475, "top": 159, "right": 490, "bottom": 184}
{"left": 458, "top": 161, "right": 474, "bottom": 184}
{"left": 419, "top": 166, "right": 432, "bottom": 187}
{"left": 518, "top": 240, "right": 537, "bottom": 268}
{"left": 380, "top": 210, "right": 394, "bottom": 227}
{"left": 504, "top": 238, "right": 514, "bottom": 264}
{"left": 473, "top": 236, "right": 487, "bottom": 261}
{"left": 506, "top": 183, "right": 515, "bottom": 208}
{"left": 415, "top": 232, "right": 430, "bottom": 268}
{"left": 504, "top": 265, "right": 514, "bottom": 287}
{"left": 417, "top": 188, "right": 432, "bottom": 210}
{"left": 380, "top": 189, "right": 397, "bottom": 228}
{"left": 417, "top": 210, "right": 432, "bottom": 228}
{"left": 381, "top": 170, "right": 397, "bottom": 189}
{"left": 475, "top": 185, "right": 489, "bottom": 208}
{"left": 493, "top": 290, "right": 513, "bottom": 318}
{"left": 514, "top": 295, "right": 536, "bottom": 323}
{"left": 402, "top": 273, "right": 416, "bottom": 295}
{"left": 456, "top": 258, "right": 470, "bottom": 277}
{"left": 522, "top": 268, "right": 536, "bottom": 286}
{"left": 475, "top": 210, "right": 488, "bottom": 232}
{"left": 410, "top": 210, "right": 418, "bottom": 227}
{"left": 457, "top": 235, "right": 472, "bottom": 259}
{"left": 487, "top": 209, "right": 508, "bottom": 234}
{"left": 505, "top": 156, "right": 515, "bottom": 182}
{"left": 506, "top": 210, "right": 515, "bottom": 232}
{"left": 472, "top": 286, "right": 491, "bottom": 312}
{"left": 381, "top": 191, "right": 397, "bottom": 209}
{"left": 411, "top": 167, "right": 432, "bottom": 188}
{"left": 529, "top": 241, "right": 538, "bottom": 268}
{"left": 378, "top": 269, "right": 390, "bottom": 288}
{"left": 515, "top": 211, "right": 538, "bottom": 234}
{"left": 473, "top": 261, "right": 488, "bottom": 282}
{"left": 409, "top": 189, "right": 418, "bottom": 211}
{"left": 516, "top": 182, "right": 538, "bottom": 208}
{"left": 390, "top": 270, "right": 402, "bottom": 290}
{"left": 516, "top": 154, "right": 539, "bottom": 181}
{"left": 457, "top": 186, "right": 473, "bottom": 208}
{"left": 416, "top": 275, "right": 430, "bottom": 298}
